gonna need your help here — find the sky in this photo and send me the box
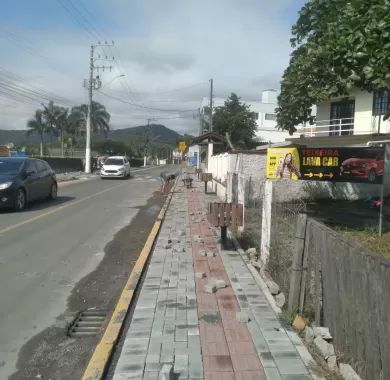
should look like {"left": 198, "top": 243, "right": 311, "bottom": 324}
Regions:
{"left": 0, "top": 0, "right": 307, "bottom": 139}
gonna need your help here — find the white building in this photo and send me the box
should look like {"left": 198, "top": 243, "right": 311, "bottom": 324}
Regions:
{"left": 200, "top": 90, "right": 289, "bottom": 143}
{"left": 296, "top": 88, "right": 390, "bottom": 138}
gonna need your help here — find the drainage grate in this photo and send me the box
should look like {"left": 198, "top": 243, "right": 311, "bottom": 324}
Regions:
{"left": 67, "top": 308, "right": 107, "bottom": 337}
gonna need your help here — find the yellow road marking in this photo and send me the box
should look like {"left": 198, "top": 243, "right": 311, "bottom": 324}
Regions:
{"left": 81, "top": 180, "right": 176, "bottom": 380}
{"left": 0, "top": 182, "right": 126, "bottom": 235}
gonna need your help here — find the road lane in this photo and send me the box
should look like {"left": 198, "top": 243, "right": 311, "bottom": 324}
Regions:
{"left": 0, "top": 166, "right": 169, "bottom": 379}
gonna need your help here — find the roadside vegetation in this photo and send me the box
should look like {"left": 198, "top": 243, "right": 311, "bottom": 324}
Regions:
{"left": 277, "top": 0, "right": 390, "bottom": 133}
{"left": 338, "top": 227, "right": 390, "bottom": 260}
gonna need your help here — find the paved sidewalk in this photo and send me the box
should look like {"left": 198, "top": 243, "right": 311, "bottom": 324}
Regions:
{"left": 111, "top": 178, "right": 315, "bottom": 379}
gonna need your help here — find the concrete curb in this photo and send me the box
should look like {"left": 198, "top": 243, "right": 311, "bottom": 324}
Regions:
{"left": 81, "top": 177, "right": 178, "bottom": 380}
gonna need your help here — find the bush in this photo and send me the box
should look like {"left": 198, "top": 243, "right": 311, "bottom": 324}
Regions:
{"left": 130, "top": 157, "right": 144, "bottom": 167}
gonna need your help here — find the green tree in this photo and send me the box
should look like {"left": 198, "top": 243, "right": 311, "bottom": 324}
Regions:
{"left": 277, "top": 0, "right": 390, "bottom": 134}
{"left": 26, "top": 110, "right": 46, "bottom": 157}
{"left": 42, "top": 101, "right": 70, "bottom": 156}
{"left": 212, "top": 93, "right": 257, "bottom": 149}
{"left": 71, "top": 101, "right": 110, "bottom": 137}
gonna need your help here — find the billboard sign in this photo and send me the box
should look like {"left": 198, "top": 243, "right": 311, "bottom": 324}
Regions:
{"left": 267, "top": 147, "right": 385, "bottom": 184}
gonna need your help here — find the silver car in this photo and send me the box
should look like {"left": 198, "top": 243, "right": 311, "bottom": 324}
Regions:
{"left": 100, "top": 156, "right": 131, "bottom": 178}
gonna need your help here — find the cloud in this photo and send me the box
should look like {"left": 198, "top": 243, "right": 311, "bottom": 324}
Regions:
{"left": 0, "top": 0, "right": 300, "bottom": 135}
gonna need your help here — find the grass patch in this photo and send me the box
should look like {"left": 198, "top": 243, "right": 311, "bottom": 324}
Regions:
{"left": 337, "top": 227, "right": 390, "bottom": 260}
{"left": 236, "top": 207, "right": 262, "bottom": 251}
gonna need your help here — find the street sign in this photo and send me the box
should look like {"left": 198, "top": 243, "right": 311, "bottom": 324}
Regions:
{"left": 267, "top": 147, "right": 385, "bottom": 183}
{"left": 178, "top": 141, "right": 187, "bottom": 152}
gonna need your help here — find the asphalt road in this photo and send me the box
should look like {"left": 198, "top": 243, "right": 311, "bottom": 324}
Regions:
{"left": 0, "top": 166, "right": 171, "bottom": 379}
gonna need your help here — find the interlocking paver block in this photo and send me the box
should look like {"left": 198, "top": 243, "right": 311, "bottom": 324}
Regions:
{"left": 236, "top": 311, "right": 251, "bottom": 323}
{"left": 204, "top": 283, "right": 217, "bottom": 294}
{"left": 159, "top": 364, "right": 174, "bottom": 380}
{"left": 215, "top": 279, "right": 226, "bottom": 289}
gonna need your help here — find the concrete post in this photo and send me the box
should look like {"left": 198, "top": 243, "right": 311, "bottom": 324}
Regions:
{"left": 260, "top": 180, "right": 273, "bottom": 264}
{"left": 238, "top": 174, "right": 245, "bottom": 233}
{"left": 207, "top": 142, "right": 213, "bottom": 172}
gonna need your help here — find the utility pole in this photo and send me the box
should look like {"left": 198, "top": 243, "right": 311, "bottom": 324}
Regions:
{"left": 198, "top": 108, "right": 203, "bottom": 136}
{"left": 207, "top": 78, "right": 214, "bottom": 172}
{"left": 143, "top": 118, "right": 154, "bottom": 167}
{"left": 85, "top": 44, "right": 94, "bottom": 174}
{"left": 84, "top": 41, "right": 115, "bottom": 173}
{"left": 209, "top": 78, "right": 213, "bottom": 132}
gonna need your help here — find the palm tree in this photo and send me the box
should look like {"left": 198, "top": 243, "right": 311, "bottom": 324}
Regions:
{"left": 26, "top": 110, "right": 46, "bottom": 157}
{"left": 70, "top": 101, "right": 110, "bottom": 137}
{"left": 42, "top": 102, "right": 72, "bottom": 157}
{"left": 54, "top": 107, "right": 69, "bottom": 157}
{"left": 42, "top": 101, "right": 60, "bottom": 143}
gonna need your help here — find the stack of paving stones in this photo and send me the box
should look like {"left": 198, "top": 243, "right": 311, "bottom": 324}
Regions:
{"left": 113, "top": 182, "right": 203, "bottom": 380}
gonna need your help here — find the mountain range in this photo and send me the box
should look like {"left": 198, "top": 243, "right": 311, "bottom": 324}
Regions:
{"left": 0, "top": 124, "right": 182, "bottom": 146}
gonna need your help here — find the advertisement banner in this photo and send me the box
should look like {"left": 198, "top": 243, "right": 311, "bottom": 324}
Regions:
{"left": 267, "top": 147, "right": 385, "bottom": 184}
{"left": 266, "top": 148, "right": 301, "bottom": 180}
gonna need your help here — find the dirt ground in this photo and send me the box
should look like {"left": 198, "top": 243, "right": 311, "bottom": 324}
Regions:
{"left": 9, "top": 192, "right": 165, "bottom": 380}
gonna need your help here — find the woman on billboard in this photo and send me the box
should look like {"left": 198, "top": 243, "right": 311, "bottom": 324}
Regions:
{"left": 275, "top": 153, "right": 302, "bottom": 179}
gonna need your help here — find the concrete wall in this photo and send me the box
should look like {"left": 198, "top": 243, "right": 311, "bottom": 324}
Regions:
{"left": 42, "top": 157, "right": 84, "bottom": 173}
{"left": 304, "top": 219, "right": 390, "bottom": 380}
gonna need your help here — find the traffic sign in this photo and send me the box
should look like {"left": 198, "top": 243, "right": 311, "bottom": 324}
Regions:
{"left": 178, "top": 141, "right": 187, "bottom": 152}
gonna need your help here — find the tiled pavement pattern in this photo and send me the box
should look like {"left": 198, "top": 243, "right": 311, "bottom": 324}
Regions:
{"left": 188, "top": 190, "right": 265, "bottom": 379}
{"left": 113, "top": 184, "right": 203, "bottom": 380}
{"left": 112, "top": 179, "right": 314, "bottom": 379}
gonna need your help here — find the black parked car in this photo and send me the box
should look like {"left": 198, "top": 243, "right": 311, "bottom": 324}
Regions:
{"left": 0, "top": 157, "right": 58, "bottom": 211}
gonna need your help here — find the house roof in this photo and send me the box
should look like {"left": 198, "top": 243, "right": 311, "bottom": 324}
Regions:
{"left": 191, "top": 131, "right": 227, "bottom": 146}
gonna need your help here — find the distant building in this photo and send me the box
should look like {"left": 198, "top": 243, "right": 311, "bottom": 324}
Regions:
{"left": 200, "top": 89, "right": 289, "bottom": 143}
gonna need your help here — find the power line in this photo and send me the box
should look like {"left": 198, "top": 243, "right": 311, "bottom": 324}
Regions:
{"left": 55, "top": 0, "right": 100, "bottom": 41}
{"left": 135, "top": 82, "right": 208, "bottom": 96}
{"left": 0, "top": 67, "right": 75, "bottom": 107}
{"left": 97, "top": 90, "right": 198, "bottom": 113}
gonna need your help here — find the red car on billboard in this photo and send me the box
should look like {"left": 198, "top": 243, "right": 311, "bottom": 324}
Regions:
{"left": 340, "top": 150, "right": 384, "bottom": 183}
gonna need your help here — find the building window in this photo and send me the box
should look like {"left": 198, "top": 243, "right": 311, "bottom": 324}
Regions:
{"left": 265, "top": 113, "right": 276, "bottom": 121}
{"left": 253, "top": 112, "right": 259, "bottom": 120}
{"left": 373, "top": 90, "right": 390, "bottom": 116}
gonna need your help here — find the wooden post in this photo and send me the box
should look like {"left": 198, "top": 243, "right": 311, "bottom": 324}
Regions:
{"left": 299, "top": 228, "right": 310, "bottom": 314}
{"left": 287, "top": 213, "right": 308, "bottom": 315}
{"left": 221, "top": 226, "right": 227, "bottom": 248}
{"left": 314, "top": 241, "right": 322, "bottom": 326}
{"left": 204, "top": 181, "right": 207, "bottom": 193}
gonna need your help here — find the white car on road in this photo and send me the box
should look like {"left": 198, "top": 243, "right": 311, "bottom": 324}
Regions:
{"left": 100, "top": 156, "right": 131, "bottom": 178}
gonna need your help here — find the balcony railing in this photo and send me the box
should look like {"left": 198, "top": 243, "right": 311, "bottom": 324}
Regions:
{"left": 298, "top": 117, "right": 380, "bottom": 137}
